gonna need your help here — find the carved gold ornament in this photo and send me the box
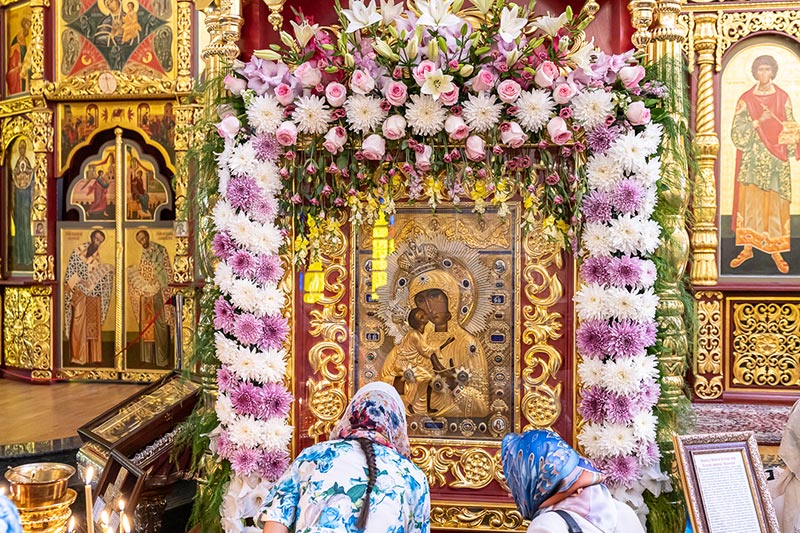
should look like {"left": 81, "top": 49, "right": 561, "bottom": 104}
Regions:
{"left": 694, "top": 291, "right": 723, "bottom": 400}
{"left": 3, "top": 287, "right": 52, "bottom": 372}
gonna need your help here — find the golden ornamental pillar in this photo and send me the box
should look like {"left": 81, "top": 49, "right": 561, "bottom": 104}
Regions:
{"left": 629, "top": 0, "right": 657, "bottom": 51}
{"left": 690, "top": 14, "right": 719, "bottom": 286}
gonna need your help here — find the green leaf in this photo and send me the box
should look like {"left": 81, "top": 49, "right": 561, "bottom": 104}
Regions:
{"left": 346, "top": 484, "right": 367, "bottom": 502}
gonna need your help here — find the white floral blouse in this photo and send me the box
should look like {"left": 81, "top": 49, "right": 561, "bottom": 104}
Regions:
{"left": 257, "top": 438, "right": 430, "bottom": 533}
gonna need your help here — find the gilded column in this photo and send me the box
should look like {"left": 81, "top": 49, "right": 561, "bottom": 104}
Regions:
{"left": 114, "top": 128, "right": 125, "bottom": 368}
{"left": 628, "top": 0, "right": 657, "bottom": 51}
{"left": 27, "top": 0, "right": 46, "bottom": 97}
{"left": 690, "top": 14, "right": 719, "bottom": 286}
{"left": 31, "top": 109, "right": 54, "bottom": 282}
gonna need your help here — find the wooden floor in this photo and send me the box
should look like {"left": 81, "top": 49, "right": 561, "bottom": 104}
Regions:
{"left": 0, "top": 378, "right": 147, "bottom": 445}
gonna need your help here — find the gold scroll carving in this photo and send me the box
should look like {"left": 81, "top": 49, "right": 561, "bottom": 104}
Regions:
{"left": 3, "top": 286, "right": 52, "bottom": 371}
{"left": 430, "top": 504, "right": 524, "bottom": 532}
{"left": 694, "top": 291, "right": 723, "bottom": 399}
{"left": 732, "top": 301, "right": 800, "bottom": 388}
{"left": 31, "top": 109, "right": 53, "bottom": 282}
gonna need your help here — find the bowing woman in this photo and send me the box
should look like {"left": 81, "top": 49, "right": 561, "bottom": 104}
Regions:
{"left": 502, "top": 430, "right": 644, "bottom": 533}
{"left": 257, "top": 382, "right": 431, "bottom": 533}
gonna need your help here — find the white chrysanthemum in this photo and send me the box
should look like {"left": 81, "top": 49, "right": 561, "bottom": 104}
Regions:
{"left": 213, "top": 200, "right": 236, "bottom": 233}
{"left": 344, "top": 94, "right": 387, "bottom": 133}
{"left": 631, "top": 411, "right": 658, "bottom": 442}
{"left": 227, "top": 415, "right": 262, "bottom": 448}
{"left": 256, "top": 283, "right": 286, "bottom": 317}
{"left": 631, "top": 157, "right": 661, "bottom": 187}
{"left": 602, "top": 358, "right": 641, "bottom": 395}
{"left": 214, "top": 262, "right": 235, "bottom": 293}
{"left": 227, "top": 141, "right": 258, "bottom": 177}
{"left": 252, "top": 161, "right": 283, "bottom": 195}
{"left": 260, "top": 348, "right": 288, "bottom": 382}
{"left": 216, "top": 138, "right": 237, "bottom": 169}
{"left": 638, "top": 218, "right": 662, "bottom": 254}
{"left": 574, "top": 282, "right": 611, "bottom": 321}
{"left": 227, "top": 280, "right": 286, "bottom": 317}
{"left": 633, "top": 356, "right": 660, "bottom": 382}
{"left": 586, "top": 153, "right": 623, "bottom": 193}
{"left": 609, "top": 132, "right": 648, "bottom": 173}
{"left": 578, "top": 422, "right": 605, "bottom": 458}
{"left": 291, "top": 95, "right": 331, "bottom": 134}
{"left": 218, "top": 167, "right": 231, "bottom": 197}
{"left": 582, "top": 222, "right": 616, "bottom": 257}
{"left": 601, "top": 423, "right": 638, "bottom": 456}
{"left": 261, "top": 417, "right": 294, "bottom": 451}
{"left": 638, "top": 123, "right": 663, "bottom": 155}
{"left": 462, "top": 93, "right": 503, "bottom": 133}
{"left": 405, "top": 94, "right": 446, "bottom": 136}
{"left": 609, "top": 214, "right": 642, "bottom": 255}
{"left": 578, "top": 356, "right": 605, "bottom": 387}
{"left": 605, "top": 286, "right": 639, "bottom": 321}
{"left": 216, "top": 393, "right": 236, "bottom": 425}
{"left": 516, "top": 89, "right": 555, "bottom": 132}
{"left": 247, "top": 94, "right": 284, "bottom": 135}
{"left": 638, "top": 288, "right": 659, "bottom": 321}
{"left": 571, "top": 89, "right": 615, "bottom": 130}
{"left": 639, "top": 260, "right": 657, "bottom": 288}
{"left": 227, "top": 345, "right": 261, "bottom": 381}
{"left": 237, "top": 220, "right": 283, "bottom": 257}
{"left": 636, "top": 185, "right": 658, "bottom": 218}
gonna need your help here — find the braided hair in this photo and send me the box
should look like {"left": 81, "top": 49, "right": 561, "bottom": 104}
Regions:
{"left": 356, "top": 437, "right": 378, "bottom": 530}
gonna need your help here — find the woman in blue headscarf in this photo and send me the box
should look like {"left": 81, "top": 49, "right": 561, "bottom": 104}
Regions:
{"left": 502, "top": 430, "right": 644, "bottom": 533}
{"left": 0, "top": 493, "right": 22, "bottom": 533}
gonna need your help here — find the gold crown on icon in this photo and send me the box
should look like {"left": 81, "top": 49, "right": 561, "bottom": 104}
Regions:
{"left": 396, "top": 241, "right": 439, "bottom": 277}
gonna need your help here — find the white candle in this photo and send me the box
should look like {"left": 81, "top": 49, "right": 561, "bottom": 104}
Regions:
{"left": 118, "top": 501, "right": 125, "bottom": 533}
{"left": 68, "top": 517, "right": 76, "bottom": 533}
{"left": 84, "top": 466, "right": 95, "bottom": 533}
{"left": 121, "top": 514, "right": 131, "bottom": 533}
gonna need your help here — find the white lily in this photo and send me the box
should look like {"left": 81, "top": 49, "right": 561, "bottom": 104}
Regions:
{"left": 421, "top": 69, "right": 455, "bottom": 100}
{"left": 572, "top": 38, "right": 596, "bottom": 73}
{"left": 380, "top": 0, "right": 404, "bottom": 25}
{"left": 499, "top": 4, "right": 527, "bottom": 43}
{"left": 416, "top": 0, "right": 462, "bottom": 29}
{"left": 290, "top": 20, "right": 320, "bottom": 48}
{"left": 342, "top": 0, "right": 382, "bottom": 33}
{"left": 252, "top": 48, "right": 282, "bottom": 61}
{"left": 532, "top": 12, "right": 568, "bottom": 37}
{"left": 404, "top": 35, "right": 420, "bottom": 60}
{"left": 373, "top": 38, "right": 399, "bottom": 60}
{"left": 470, "top": 0, "right": 492, "bottom": 14}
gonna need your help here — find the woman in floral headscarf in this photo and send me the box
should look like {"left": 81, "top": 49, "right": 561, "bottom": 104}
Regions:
{"left": 0, "top": 493, "right": 22, "bottom": 533}
{"left": 502, "top": 430, "right": 643, "bottom": 533}
{"left": 258, "top": 382, "right": 430, "bottom": 533}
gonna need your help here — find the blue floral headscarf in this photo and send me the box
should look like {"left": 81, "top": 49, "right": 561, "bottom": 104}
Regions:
{"left": 501, "top": 429, "right": 605, "bottom": 520}
{"left": 0, "top": 494, "right": 22, "bottom": 533}
{"left": 330, "top": 381, "right": 411, "bottom": 458}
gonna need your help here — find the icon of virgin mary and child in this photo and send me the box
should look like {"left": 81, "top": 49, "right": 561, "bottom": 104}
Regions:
{"left": 381, "top": 269, "right": 489, "bottom": 419}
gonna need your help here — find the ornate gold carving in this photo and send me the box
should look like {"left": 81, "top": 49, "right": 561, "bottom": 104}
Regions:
{"left": 44, "top": 71, "right": 176, "bottom": 101}
{"left": 28, "top": 2, "right": 46, "bottom": 97}
{"left": 716, "top": 11, "right": 800, "bottom": 71}
{"left": 178, "top": 288, "right": 197, "bottom": 370}
{"left": 410, "top": 446, "right": 506, "bottom": 490}
{"left": 3, "top": 286, "right": 52, "bottom": 370}
{"left": 521, "top": 209, "right": 564, "bottom": 431}
{"left": 176, "top": 1, "right": 195, "bottom": 94}
{"left": 691, "top": 13, "right": 719, "bottom": 286}
{"left": 30, "top": 370, "right": 52, "bottom": 382}
{"left": 31, "top": 109, "right": 53, "bottom": 281}
{"left": 0, "top": 115, "right": 33, "bottom": 156}
{"left": 732, "top": 301, "right": 800, "bottom": 388}
{"left": 694, "top": 291, "right": 723, "bottom": 399}
{"left": 629, "top": 0, "right": 657, "bottom": 50}
{"left": 263, "top": 0, "right": 287, "bottom": 31}
{"left": 55, "top": 369, "right": 120, "bottom": 380}
{"left": 430, "top": 504, "right": 525, "bottom": 532}
{"left": 0, "top": 97, "right": 35, "bottom": 118}
{"left": 173, "top": 103, "right": 201, "bottom": 283}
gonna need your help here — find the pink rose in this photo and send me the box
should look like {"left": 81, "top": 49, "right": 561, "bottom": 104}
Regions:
{"left": 382, "top": 115, "right": 407, "bottom": 140}
{"left": 413, "top": 60, "right": 437, "bottom": 86}
{"left": 625, "top": 101, "right": 651, "bottom": 125}
{"left": 351, "top": 69, "right": 376, "bottom": 95}
{"left": 496, "top": 79, "right": 521, "bottom": 103}
{"left": 445, "top": 115, "right": 469, "bottom": 140}
{"left": 216, "top": 115, "right": 240, "bottom": 139}
{"left": 275, "top": 121, "right": 298, "bottom": 146}
{"left": 384, "top": 81, "right": 408, "bottom": 106}
{"left": 440, "top": 86, "right": 459, "bottom": 106}
{"left": 415, "top": 144, "right": 432, "bottom": 171}
{"left": 295, "top": 62, "right": 322, "bottom": 87}
{"left": 552, "top": 83, "right": 576, "bottom": 105}
{"left": 223, "top": 74, "right": 247, "bottom": 95}
{"left": 323, "top": 126, "right": 348, "bottom": 153}
{"left": 274, "top": 83, "right": 295, "bottom": 106}
{"left": 618, "top": 65, "right": 645, "bottom": 89}
{"left": 534, "top": 61, "right": 558, "bottom": 88}
{"left": 499, "top": 121, "right": 527, "bottom": 148}
{"left": 546, "top": 116, "right": 572, "bottom": 145}
{"left": 465, "top": 135, "right": 486, "bottom": 161}
{"left": 361, "top": 134, "right": 386, "bottom": 160}
{"left": 472, "top": 69, "right": 496, "bottom": 93}
{"left": 325, "top": 82, "right": 347, "bottom": 107}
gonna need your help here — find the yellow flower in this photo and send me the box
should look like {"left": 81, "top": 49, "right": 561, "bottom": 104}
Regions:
{"left": 542, "top": 215, "right": 555, "bottom": 229}
{"left": 556, "top": 220, "right": 570, "bottom": 234}
{"left": 523, "top": 195, "right": 534, "bottom": 209}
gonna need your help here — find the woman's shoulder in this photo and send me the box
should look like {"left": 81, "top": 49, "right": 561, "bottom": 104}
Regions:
{"left": 373, "top": 445, "right": 430, "bottom": 489}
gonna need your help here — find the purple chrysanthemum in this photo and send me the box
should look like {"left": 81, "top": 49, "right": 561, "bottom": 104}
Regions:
{"left": 217, "top": 365, "right": 238, "bottom": 394}
{"left": 612, "top": 179, "right": 645, "bottom": 214}
{"left": 636, "top": 378, "right": 660, "bottom": 408}
{"left": 581, "top": 190, "right": 613, "bottom": 224}
{"left": 637, "top": 439, "right": 661, "bottom": 466}
{"left": 230, "top": 249, "right": 256, "bottom": 278}
{"left": 642, "top": 320, "right": 658, "bottom": 346}
{"left": 252, "top": 134, "right": 282, "bottom": 161}
{"left": 608, "top": 319, "right": 647, "bottom": 358}
{"left": 581, "top": 256, "right": 612, "bottom": 285}
{"left": 255, "top": 255, "right": 284, "bottom": 285}
{"left": 607, "top": 256, "right": 643, "bottom": 287}
{"left": 604, "top": 391, "right": 634, "bottom": 423}
{"left": 601, "top": 454, "right": 640, "bottom": 486}
{"left": 576, "top": 320, "right": 612, "bottom": 358}
{"left": 231, "top": 447, "right": 261, "bottom": 475}
{"left": 260, "top": 315, "right": 289, "bottom": 351}
{"left": 586, "top": 124, "right": 620, "bottom": 154}
{"left": 259, "top": 382, "right": 293, "bottom": 418}
{"left": 214, "top": 297, "right": 236, "bottom": 333}
{"left": 230, "top": 381, "right": 262, "bottom": 416}
{"left": 215, "top": 430, "right": 235, "bottom": 460}
{"left": 233, "top": 313, "right": 263, "bottom": 346}
{"left": 227, "top": 176, "right": 260, "bottom": 211}
{"left": 212, "top": 232, "right": 238, "bottom": 261}
{"left": 578, "top": 386, "right": 609, "bottom": 423}
{"left": 252, "top": 195, "right": 279, "bottom": 224}
{"left": 260, "top": 449, "right": 291, "bottom": 481}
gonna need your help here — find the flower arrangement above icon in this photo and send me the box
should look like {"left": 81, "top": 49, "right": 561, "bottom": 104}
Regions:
{"left": 205, "top": 0, "right": 673, "bottom": 529}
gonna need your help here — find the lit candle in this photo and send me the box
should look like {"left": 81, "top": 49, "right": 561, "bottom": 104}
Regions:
{"left": 84, "top": 466, "right": 95, "bottom": 533}
{"left": 100, "top": 509, "right": 109, "bottom": 527}
{"left": 118, "top": 500, "right": 125, "bottom": 533}
{"left": 68, "top": 517, "right": 76, "bottom": 533}
{"left": 121, "top": 514, "right": 131, "bottom": 533}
